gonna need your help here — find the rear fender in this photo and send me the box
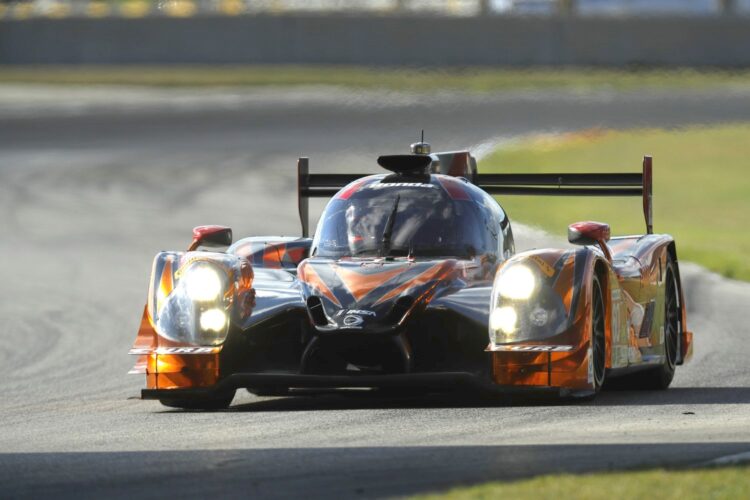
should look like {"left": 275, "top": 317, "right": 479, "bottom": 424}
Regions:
{"left": 228, "top": 237, "right": 312, "bottom": 271}
{"left": 610, "top": 234, "right": 692, "bottom": 364}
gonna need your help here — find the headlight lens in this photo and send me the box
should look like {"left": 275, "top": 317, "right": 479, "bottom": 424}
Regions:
{"left": 490, "top": 306, "right": 517, "bottom": 334}
{"left": 184, "top": 264, "right": 223, "bottom": 301}
{"left": 529, "top": 307, "right": 549, "bottom": 327}
{"left": 489, "top": 259, "right": 568, "bottom": 344}
{"left": 496, "top": 265, "right": 536, "bottom": 300}
{"left": 153, "top": 257, "right": 234, "bottom": 346}
{"left": 199, "top": 308, "right": 227, "bottom": 332}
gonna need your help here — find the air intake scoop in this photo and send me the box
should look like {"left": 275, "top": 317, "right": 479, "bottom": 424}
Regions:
{"left": 377, "top": 155, "right": 432, "bottom": 175}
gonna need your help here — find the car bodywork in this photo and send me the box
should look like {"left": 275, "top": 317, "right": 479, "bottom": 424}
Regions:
{"left": 130, "top": 145, "right": 693, "bottom": 407}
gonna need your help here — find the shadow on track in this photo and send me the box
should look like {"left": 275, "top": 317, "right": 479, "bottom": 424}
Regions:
{"left": 188, "top": 386, "right": 750, "bottom": 413}
{"left": 593, "top": 387, "right": 750, "bottom": 406}
{"left": 2, "top": 443, "right": 749, "bottom": 499}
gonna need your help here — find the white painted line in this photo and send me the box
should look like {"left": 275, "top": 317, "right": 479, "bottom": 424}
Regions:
{"left": 703, "top": 450, "right": 750, "bottom": 467}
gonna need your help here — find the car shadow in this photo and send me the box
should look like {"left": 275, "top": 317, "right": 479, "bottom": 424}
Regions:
{"left": 3, "top": 443, "right": 750, "bottom": 499}
{"left": 217, "top": 386, "right": 750, "bottom": 413}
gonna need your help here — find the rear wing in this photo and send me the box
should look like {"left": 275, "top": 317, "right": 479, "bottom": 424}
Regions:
{"left": 297, "top": 155, "right": 654, "bottom": 238}
{"left": 297, "top": 158, "right": 362, "bottom": 237}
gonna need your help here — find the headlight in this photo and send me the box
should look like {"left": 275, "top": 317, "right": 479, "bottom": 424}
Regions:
{"left": 183, "top": 264, "right": 223, "bottom": 301}
{"left": 490, "top": 306, "right": 517, "bottom": 334}
{"left": 496, "top": 265, "right": 536, "bottom": 300}
{"left": 529, "top": 307, "right": 549, "bottom": 327}
{"left": 155, "top": 259, "right": 233, "bottom": 346}
{"left": 200, "top": 308, "right": 227, "bottom": 332}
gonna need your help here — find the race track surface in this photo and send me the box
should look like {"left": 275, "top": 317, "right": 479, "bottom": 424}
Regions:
{"left": 1, "top": 86, "right": 749, "bottom": 499}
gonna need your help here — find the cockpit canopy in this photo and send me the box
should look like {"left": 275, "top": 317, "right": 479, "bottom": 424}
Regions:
{"left": 311, "top": 174, "right": 505, "bottom": 260}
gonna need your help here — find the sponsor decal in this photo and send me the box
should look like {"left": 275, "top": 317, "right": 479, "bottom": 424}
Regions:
{"left": 364, "top": 183, "right": 436, "bottom": 190}
{"left": 491, "top": 345, "right": 575, "bottom": 352}
{"left": 156, "top": 347, "right": 219, "bottom": 354}
{"left": 529, "top": 255, "right": 556, "bottom": 278}
{"left": 342, "top": 315, "right": 365, "bottom": 327}
{"left": 336, "top": 309, "right": 376, "bottom": 317}
{"left": 128, "top": 348, "right": 152, "bottom": 355}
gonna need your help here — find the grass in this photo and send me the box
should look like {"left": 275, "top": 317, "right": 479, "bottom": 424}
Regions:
{"left": 481, "top": 124, "right": 750, "bottom": 281}
{"left": 2, "top": 66, "right": 750, "bottom": 91}
{"left": 413, "top": 466, "right": 750, "bottom": 500}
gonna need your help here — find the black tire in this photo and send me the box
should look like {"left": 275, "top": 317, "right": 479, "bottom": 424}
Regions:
{"left": 591, "top": 274, "right": 607, "bottom": 393}
{"left": 159, "top": 390, "right": 235, "bottom": 410}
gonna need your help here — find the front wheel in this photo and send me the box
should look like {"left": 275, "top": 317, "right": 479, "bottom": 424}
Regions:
{"left": 159, "top": 390, "right": 235, "bottom": 410}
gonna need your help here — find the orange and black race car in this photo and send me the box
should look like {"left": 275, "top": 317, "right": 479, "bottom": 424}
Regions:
{"left": 130, "top": 141, "right": 693, "bottom": 409}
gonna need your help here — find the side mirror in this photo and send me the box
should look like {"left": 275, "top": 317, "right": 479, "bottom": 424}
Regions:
{"left": 568, "top": 221, "right": 611, "bottom": 261}
{"left": 188, "top": 225, "right": 233, "bottom": 251}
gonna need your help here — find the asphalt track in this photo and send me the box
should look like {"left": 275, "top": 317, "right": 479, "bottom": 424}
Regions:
{"left": 1, "top": 85, "right": 750, "bottom": 499}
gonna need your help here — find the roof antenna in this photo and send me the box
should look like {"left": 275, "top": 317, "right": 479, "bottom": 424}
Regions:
{"left": 410, "top": 129, "right": 431, "bottom": 155}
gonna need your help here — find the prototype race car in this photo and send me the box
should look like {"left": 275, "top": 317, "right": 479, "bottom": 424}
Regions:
{"left": 129, "top": 141, "right": 693, "bottom": 409}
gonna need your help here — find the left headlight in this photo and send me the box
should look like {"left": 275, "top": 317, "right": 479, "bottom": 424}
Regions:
{"left": 183, "top": 264, "right": 224, "bottom": 302}
{"left": 199, "top": 308, "right": 227, "bottom": 332}
{"left": 155, "top": 261, "right": 232, "bottom": 346}
{"left": 495, "top": 264, "right": 536, "bottom": 300}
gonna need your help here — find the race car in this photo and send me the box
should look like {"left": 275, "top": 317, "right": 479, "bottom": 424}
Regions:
{"left": 129, "top": 141, "right": 693, "bottom": 409}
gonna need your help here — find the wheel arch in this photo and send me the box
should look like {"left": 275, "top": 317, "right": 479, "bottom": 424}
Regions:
{"left": 666, "top": 240, "right": 689, "bottom": 365}
{"left": 592, "top": 257, "right": 613, "bottom": 370}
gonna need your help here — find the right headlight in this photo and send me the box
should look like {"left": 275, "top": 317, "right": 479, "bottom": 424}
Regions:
{"left": 489, "top": 262, "right": 567, "bottom": 345}
{"left": 490, "top": 306, "right": 518, "bottom": 334}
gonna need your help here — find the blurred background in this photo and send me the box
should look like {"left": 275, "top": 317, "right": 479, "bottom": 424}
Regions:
{"left": 2, "top": 0, "right": 750, "bottom": 17}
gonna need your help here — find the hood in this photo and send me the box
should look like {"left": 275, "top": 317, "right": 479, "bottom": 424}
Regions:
{"left": 298, "top": 258, "right": 463, "bottom": 332}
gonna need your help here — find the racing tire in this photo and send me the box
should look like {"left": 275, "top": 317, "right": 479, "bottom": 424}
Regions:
{"left": 591, "top": 274, "right": 607, "bottom": 394}
{"left": 159, "top": 390, "right": 235, "bottom": 410}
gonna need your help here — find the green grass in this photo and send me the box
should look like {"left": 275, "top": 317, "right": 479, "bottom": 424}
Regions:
{"left": 3, "top": 66, "right": 750, "bottom": 91}
{"left": 413, "top": 466, "right": 750, "bottom": 500}
{"left": 482, "top": 124, "right": 750, "bottom": 281}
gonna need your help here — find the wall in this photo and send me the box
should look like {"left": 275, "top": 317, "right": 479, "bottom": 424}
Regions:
{"left": 2, "top": 15, "right": 750, "bottom": 66}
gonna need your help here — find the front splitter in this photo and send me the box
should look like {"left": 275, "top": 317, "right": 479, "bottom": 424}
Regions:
{"left": 141, "top": 372, "right": 574, "bottom": 399}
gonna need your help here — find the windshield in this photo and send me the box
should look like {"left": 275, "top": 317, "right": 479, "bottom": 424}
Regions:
{"left": 312, "top": 180, "right": 496, "bottom": 259}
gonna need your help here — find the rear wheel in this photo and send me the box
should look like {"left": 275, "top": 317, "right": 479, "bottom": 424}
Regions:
{"left": 159, "top": 390, "right": 235, "bottom": 410}
{"left": 591, "top": 274, "right": 607, "bottom": 393}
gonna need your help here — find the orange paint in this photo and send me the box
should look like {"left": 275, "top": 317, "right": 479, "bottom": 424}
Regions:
{"left": 147, "top": 353, "right": 219, "bottom": 389}
{"left": 298, "top": 261, "right": 341, "bottom": 307}
{"left": 333, "top": 264, "right": 410, "bottom": 302}
{"left": 374, "top": 261, "right": 455, "bottom": 306}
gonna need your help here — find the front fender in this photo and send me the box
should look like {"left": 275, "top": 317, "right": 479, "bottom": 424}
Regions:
{"left": 128, "top": 251, "right": 255, "bottom": 386}
{"left": 489, "top": 247, "right": 609, "bottom": 348}
{"left": 488, "top": 247, "right": 606, "bottom": 391}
